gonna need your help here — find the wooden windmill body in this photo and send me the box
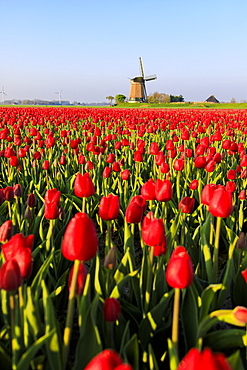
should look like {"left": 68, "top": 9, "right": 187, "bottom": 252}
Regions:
{"left": 129, "top": 57, "right": 157, "bottom": 103}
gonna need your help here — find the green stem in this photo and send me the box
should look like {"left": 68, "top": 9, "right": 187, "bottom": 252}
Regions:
{"left": 82, "top": 197, "right": 86, "bottom": 213}
{"left": 63, "top": 259, "right": 80, "bottom": 370}
{"left": 9, "top": 293, "right": 17, "bottom": 370}
{"left": 172, "top": 288, "right": 180, "bottom": 357}
{"left": 213, "top": 217, "right": 222, "bottom": 282}
{"left": 106, "top": 221, "right": 112, "bottom": 257}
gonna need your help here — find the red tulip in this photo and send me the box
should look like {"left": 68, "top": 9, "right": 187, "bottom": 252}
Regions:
{"left": 178, "top": 197, "right": 195, "bottom": 214}
{"left": 99, "top": 194, "right": 120, "bottom": 221}
{"left": 44, "top": 189, "right": 60, "bottom": 206}
{"left": 177, "top": 347, "right": 231, "bottom": 370}
{"left": 142, "top": 212, "right": 166, "bottom": 247}
{"left": 189, "top": 179, "right": 199, "bottom": 190}
{"left": 166, "top": 246, "right": 193, "bottom": 289}
{"left": 13, "top": 184, "right": 22, "bottom": 197}
{"left": 225, "top": 181, "right": 236, "bottom": 193}
{"left": 84, "top": 349, "right": 132, "bottom": 370}
{"left": 208, "top": 187, "right": 232, "bottom": 218}
{"left": 0, "top": 220, "right": 13, "bottom": 242}
{"left": 141, "top": 178, "right": 156, "bottom": 201}
{"left": 112, "top": 162, "right": 120, "bottom": 172}
{"left": 153, "top": 241, "right": 166, "bottom": 257}
{"left": 104, "top": 298, "right": 121, "bottom": 322}
{"left": 27, "top": 193, "right": 37, "bottom": 208}
{"left": 174, "top": 158, "right": 184, "bottom": 171}
{"left": 239, "top": 190, "right": 246, "bottom": 200}
{"left": 201, "top": 184, "right": 217, "bottom": 206}
{"left": 106, "top": 153, "right": 115, "bottom": 163}
{"left": 227, "top": 169, "right": 236, "bottom": 180}
{"left": 155, "top": 179, "right": 172, "bottom": 202}
{"left": 74, "top": 172, "right": 95, "bottom": 198}
{"left": 9, "top": 155, "right": 19, "bottom": 167}
{"left": 0, "top": 260, "right": 22, "bottom": 291}
{"left": 60, "top": 155, "right": 67, "bottom": 165}
{"left": 121, "top": 169, "right": 131, "bottom": 180}
{"left": 103, "top": 166, "right": 112, "bottom": 178}
{"left": 125, "top": 195, "right": 146, "bottom": 224}
{"left": 194, "top": 156, "right": 206, "bottom": 169}
{"left": 3, "top": 186, "right": 14, "bottom": 201}
{"left": 205, "top": 160, "right": 216, "bottom": 173}
{"left": 133, "top": 150, "right": 143, "bottom": 162}
{"left": 62, "top": 213, "right": 98, "bottom": 261}
{"left": 68, "top": 262, "right": 87, "bottom": 296}
{"left": 149, "top": 142, "right": 159, "bottom": 155}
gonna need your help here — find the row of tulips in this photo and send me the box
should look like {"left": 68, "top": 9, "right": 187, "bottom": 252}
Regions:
{"left": 0, "top": 106, "right": 247, "bottom": 369}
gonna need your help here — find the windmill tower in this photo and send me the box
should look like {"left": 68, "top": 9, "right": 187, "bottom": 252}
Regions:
{"left": 55, "top": 89, "right": 63, "bottom": 105}
{"left": 0, "top": 87, "right": 7, "bottom": 104}
{"left": 129, "top": 57, "right": 157, "bottom": 103}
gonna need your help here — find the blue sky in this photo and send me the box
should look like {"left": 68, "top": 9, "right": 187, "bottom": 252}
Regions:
{"left": 1, "top": 0, "right": 247, "bottom": 103}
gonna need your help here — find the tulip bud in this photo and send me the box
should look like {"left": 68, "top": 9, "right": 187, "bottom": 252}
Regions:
{"left": 166, "top": 246, "right": 193, "bottom": 289}
{"left": 178, "top": 197, "right": 195, "bottom": 214}
{"left": 3, "top": 186, "right": 14, "bottom": 201}
{"left": 13, "top": 184, "right": 22, "bottom": 197}
{"left": 74, "top": 172, "right": 95, "bottom": 198}
{"left": 99, "top": 194, "right": 120, "bottom": 221}
{"left": 62, "top": 213, "right": 98, "bottom": 261}
{"left": 0, "top": 220, "right": 13, "bottom": 242}
{"left": 24, "top": 206, "right": 33, "bottom": 220}
{"left": 84, "top": 349, "right": 132, "bottom": 370}
{"left": 104, "top": 298, "right": 121, "bottom": 322}
{"left": 0, "top": 260, "right": 22, "bottom": 291}
{"left": 104, "top": 247, "right": 117, "bottom": 269}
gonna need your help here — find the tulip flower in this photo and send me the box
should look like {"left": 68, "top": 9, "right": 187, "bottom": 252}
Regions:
{"left": 121, "top": 169, "right": 131, "bottom": 180}
{"left": 74, "top": 172, "right": 95, "bottom": 198}
{"left": 133, "top": 150, "right": 143, "bottom": 162}
{"left": 155, "top": 179, "right": 172, "bottom": 202}
{"left": 174, "top": 158, "right": 184, "bottom": 171}
{"left": 166, "top": 246, "right": 193, "bottom": 289}
{"left": 239, "top": 189, "right": 246, "bottom": 200}
{"left": 142, "top": 212, "right": 166, "bottom": 247}
{"left": 0, "top": 220, "right": 13, "bottom": 242}
{"left": 84, "top": 349, "right": 133, "bottom": 370}
{"left": 177, "top": 347, "right": 232, "bottom": 370}
{"left": 27, "top": 193, "right": 37, "bottom": 208}
{"left": 103, "top": 166, "right": 112, "bottom": 178}
{"left": 99, "top": 194, "right": 120, "bottom": 221}
{"left": 104, "top": 298, "right": 121, "bottom": 322}
{"left": 13, "top": 184, "right": 22, "bottom": 197}
{"left": 189, "top": 179, "right": 199, "bottom": 190}
{"left": 141, "top": 178, "right": 156, "bottom": 201}
{"left": 9, "top": 155, "right": 19, "bottom": 167}
{"left": 125, "top": 195, "right": 146, "bottom": 224}
{"left": 201, "top": 183, "right": 217, "bottom": 206}
{"left": 3, "top": 186, "right": 14, "bottom": 202}
{"left": 68, "top": 262, "right": 87, "bottom": 296}
{"left": 44, "top": 188, "right": 61, "bottom": 220}
{"left": 0, "top": 260, "right": 22, "bottom": 291}
{"left": 208, "top": 187, "right": 232, "bottom": 218}
{"left": 62, "top": 212, "right": 98, "bottom": 261}
{"left": 225, "top": 181, "right": 236, "bottom": 193}
{"left": 178, "top": 197, "right": 195, "bottom": 214}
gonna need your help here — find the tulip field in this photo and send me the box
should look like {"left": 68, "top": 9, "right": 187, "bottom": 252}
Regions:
{"left": 1, "top": 106, "right": 247, "bottom": 369}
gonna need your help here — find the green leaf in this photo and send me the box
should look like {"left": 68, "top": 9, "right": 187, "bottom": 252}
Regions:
{"left": 181, "top": 285, "right": 198, "bottom": 351}
{"left": 227, "top": 350, "right": 245, "bottom": 370}
{"left": 200, "top": 284, "right": 224, "bottom": 321}
{"left": 122, "top": 333, "right": 139, "bottom": 370}
{"left": 16, "top": 330, "right": 55, "bottom": 370}
{"left": 74, "top": 295, "right": 102, "bottom": 370}
{"left": 203, "top": 329, "right": 245, "bottom": 351}
{"left": 42, "top": 281, "right": 63, "bottom": 370}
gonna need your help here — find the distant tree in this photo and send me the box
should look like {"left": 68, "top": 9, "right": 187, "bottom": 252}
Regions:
{"left": 170, "top": 94, "right": 184, "bottom": 102}
{"left": 231, "top": 97, "right": 237, "bottom": 103}
{"left": 148, "top": 92, "right": 171, "bottom": 103}
{"left": 115, "top": 94, "right": 126, "bottom": 104}
{"left": 106, "top": 96, "right": 114, "bottom": 105}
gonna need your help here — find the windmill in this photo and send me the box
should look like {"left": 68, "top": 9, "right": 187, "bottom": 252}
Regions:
{"left": 0, "top": 86, "right": 7, "bottom": 104}
{"left": 55, "top": 89, "right": 63, "bottom": 105}
{"left": 129, "top": 57, "right": 157, "bottom": 103}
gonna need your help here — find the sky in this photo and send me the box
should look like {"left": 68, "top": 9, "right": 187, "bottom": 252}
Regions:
{"left": 1, "top": 0, "right": 247, "bottom": 103}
